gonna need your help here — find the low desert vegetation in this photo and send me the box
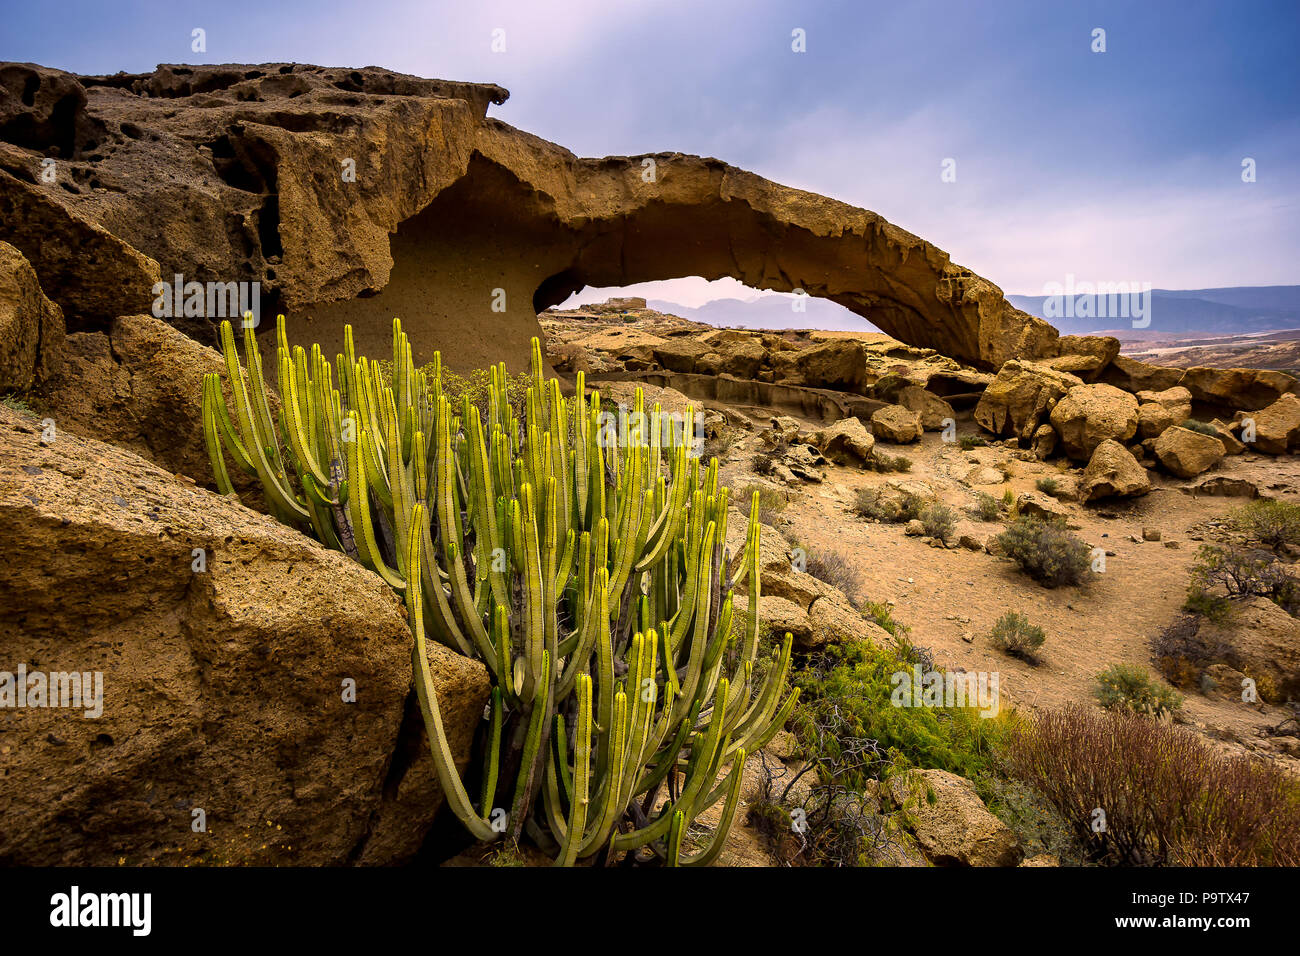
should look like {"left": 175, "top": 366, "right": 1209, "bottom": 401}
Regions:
{"left": 1034, "top": 476, "right": 1060, "bottom": 498}
{"left": 988, "top": 611, "right": 1046, "bottom": 664}
{"left": 994, "top": 516, "right": 1092, "bottom": 588}
{"left": 1228, "top": 497, "right": 1300, "bottom": 553}
{"left": 1189, "top": 543, "right": 1300, "bottom": 617}
{"left": 959, "top": 434, "right": 988, "bottom": 450}
{"left": 867, "top": 451, "right": 913, "bottom": 473}
{"left": 793, "top": 542, "right": 865, "bottom": 607}
{"left": 972, "top": 491, "right": 1001, "bottom": 522}
{"left": 1179, "top": 418, "right": 1222, "bottom": 438}
{"left": 1093, "top": 664, "right": 1183, "bottom": 718}
{"left": 919, "top": 502, "right": 956, "bottom": 542}
{"left": 852, "top": 486, "right": 925, "bottom": 524}
{"left": 1005, "top": 704, "right": 1300, "bottom": 865}
{"left": 737, "top": 483, "right": 788, "bottom": 525}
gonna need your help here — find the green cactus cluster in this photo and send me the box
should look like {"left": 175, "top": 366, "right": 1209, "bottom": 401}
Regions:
{"left": 202, "top": 314, "right": 797, "bottom": 865}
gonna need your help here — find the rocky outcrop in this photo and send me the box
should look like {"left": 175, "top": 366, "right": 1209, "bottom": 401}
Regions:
{"left": 1179, "top": 366, "right": 1297, "bottom": 412}
{"left": 973, "top": 360, "right": 1082, "bottom": 442}
{"left": 0, "top": 61, "right": 1075, "bottom": 374}
{"left": 1136, "top": 385, "right": 1192, "bottom": 439}
{"left": 896, "top": 385, "right": 955, "bottom": 430}
{"left": 1049, "top": 383, "right": 1139, "bottom": 460}
{"left": 1100, "top": 354, "right": 1184, "bottom": 394}
{"left": 1080, "top": 439, "right": 1151, "bottom": 503}
{"left": 0, "top": 240, "right": 64, "bottom": 391}
{"left": 34, "top": 313, "right": 263, "bottom": 497}
{"left": 1241, "top": 394, "right": 1300, "bottom": 455}
{"left": 0, "top": 406, "right": 489, "bottom": 865}
{"left": 1199, "top": 597, "right": 1300, "bottom": 699}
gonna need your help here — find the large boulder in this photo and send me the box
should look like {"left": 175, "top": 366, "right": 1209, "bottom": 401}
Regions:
{"left": 1100, "top": 354, "right": 1184, "bottom": 394}
{"left": 34, "top": 313, "right": 268, "bottom": 500}
{"left": 1240, "top": 393, "right": 1300, "bottom": 455}
{"left": 1047, "top": 334, "right": 1121, "bottom": 380}
{"left": 1048, "top": 383, "right": 1139, "bottom": 460}
{"left": 1179, "top": 367, "right": 1297, "bottom": 411}
{"left": 887, "top": 769, "right": 1022, "bottom": 867}
{"left": 1153, "top": 425, "right": 1225, "bottom": 478}
{"left": 871, "top": 404, "right": 922, "bottom": 443}
{"left": 897, "top": 385, "right": 955, "bottom": 430}
{"left": 974, "top": 360, "right": 1082, "bottom": 442}
{"left": 696, "top": 330, "right": 768, "bottom": 379}
{"left": 0, "top": 240, "right": 64, "bottom": 392}
{"left": 0, "top": 406, "right": 489, "bottom": 865}
{"left": 1135, "top": 385, "right": 1192, "bottom": 439}
{"left": 778, "top": 339, "right": 869, "bottom": 393}
{"left": 810, "top": 416, "right": 876, "bottom": 463}
{"left": 1080, "top": 439, "right": 1151, "bottom": 503}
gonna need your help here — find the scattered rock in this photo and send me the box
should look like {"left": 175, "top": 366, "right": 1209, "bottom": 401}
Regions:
{"left": 810, "top": 416, "right": 876, "bottom": 463}
{"left": 1015, "top": 492, "right": 1068, "bottom": 521}
{"left": 871, "top": 404, "right": 922, "bottom": 443}
{"left": 1241, "top": 394, "right": 1300, "bottom": 455}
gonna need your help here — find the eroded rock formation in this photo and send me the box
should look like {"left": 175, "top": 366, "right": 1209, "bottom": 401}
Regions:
{"left": 3, "top": 61, "right": 1073, "bottom": 372}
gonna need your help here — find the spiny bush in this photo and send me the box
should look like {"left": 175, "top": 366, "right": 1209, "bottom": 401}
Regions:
{"left": 1034, "top": 476, "right": 1060, "bottom": 497}
{"left": 1151, "top": 614, "right": 1230, "bottom": 688}
{"left": 867, "top": 452, "right": 912, "bottom": 473}
{"left": 1190, "top": 544, "right": 1300, "bottom": 615}
{"left": 995, "top": 516, "right": 1092, "bottom": 587}
{"left": 1229, "top": 498, "right": 1300, "bottom": 553}
{"left": 1004, "top": 703, "right": 1300, "bottom": 865}
{"left": 919, "top": 502, "right": 956, "bottom": 542}
{"left": 988, "top": 611, "right": 1046, "bottom": 663}
{"left": 972, "top": 491, "right": 1000, "bottom": 521}
{"left": 852, "top": 486, "right": 925, "bottom": 524}
{"left": 794, "top": 544, "right": 864, "bottom": 607}
{"left": 1094, "top": 664, "right": 1183, "bottom": 717}
{"left": 959, "top": 434, "right": 988, "bottom": 450}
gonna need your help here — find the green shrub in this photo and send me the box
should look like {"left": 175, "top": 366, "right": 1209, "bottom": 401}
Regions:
{"left": 995, "top": 516, "right": 1092, "bottom": 588}
{"left": 1034, "top": 476, "right": 1060, "bottom": 497}
{"left": 972, "top": 491, "right": 1000, "bottom": 521}
{"left": 1180, "top": 419, "right": 1222, "bottom": 438}
{"left": 792, "top": 640, "right": 1012, "bottom": 787}
{"left": 920, "top": 502, "right": 956, "bottom": 542}
{"left": 737, "top": 483, "right": 787, "bottom": 525}
{"left": 867, "top": 452, "right": 912, "bottom": 473}
{"left": 1229, "top": 498, "right": 1300, "bottom": 553}
{"left": 988, "top": 611, "right": 1046, "bottom": 662}
{"left": 1183, "top": 585, "right": 1233, "bottom": 623}
{"left": 959, "top": 434, "right": 988, "bottom": 450}
{"left": 1094, "top": 664, "right": 1183, "bottom": 717}
{"left": 794, "top": 543, "right": 864, "bottom": 607}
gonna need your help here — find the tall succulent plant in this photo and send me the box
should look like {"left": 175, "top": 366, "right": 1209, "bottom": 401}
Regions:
{"left": 202, "top": 314, "right": 797, "bottom": 865}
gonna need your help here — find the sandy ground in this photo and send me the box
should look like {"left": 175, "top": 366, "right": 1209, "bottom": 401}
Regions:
{"left": 718, "top": 413, "right": 1300, "bottom": 767}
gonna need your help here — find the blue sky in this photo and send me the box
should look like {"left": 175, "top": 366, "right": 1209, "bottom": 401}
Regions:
{"left": 5, "top": 0, "right": 1297, "bottom": 304}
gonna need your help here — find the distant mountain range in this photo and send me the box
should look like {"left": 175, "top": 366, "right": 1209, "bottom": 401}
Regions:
{"left": 648, "top": 295, "right": 879, "bottom": 333}
{"left": 1007, "top": 286, "right": 1300, "bottom": 337}
{"left": 647, "top": 286, "right": 1300, "bottom": 340}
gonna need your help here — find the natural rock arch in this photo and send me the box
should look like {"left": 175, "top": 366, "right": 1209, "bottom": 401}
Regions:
{"left": 0, "top": 62, "right": 1062, "bottom": 373}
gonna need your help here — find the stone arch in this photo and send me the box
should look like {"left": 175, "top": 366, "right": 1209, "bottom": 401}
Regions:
{"left": 289, "top": 134, "right": 1059, "bottom": 374}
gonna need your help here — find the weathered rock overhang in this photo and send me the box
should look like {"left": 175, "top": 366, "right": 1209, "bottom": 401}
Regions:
{"left": 1, "top": 61, "right": 1063, "bottom": 372}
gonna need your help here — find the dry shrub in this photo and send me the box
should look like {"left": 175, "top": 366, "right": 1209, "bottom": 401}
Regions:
{"left": 1004, "top": 703, "right": 1300, "bottom": 866}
